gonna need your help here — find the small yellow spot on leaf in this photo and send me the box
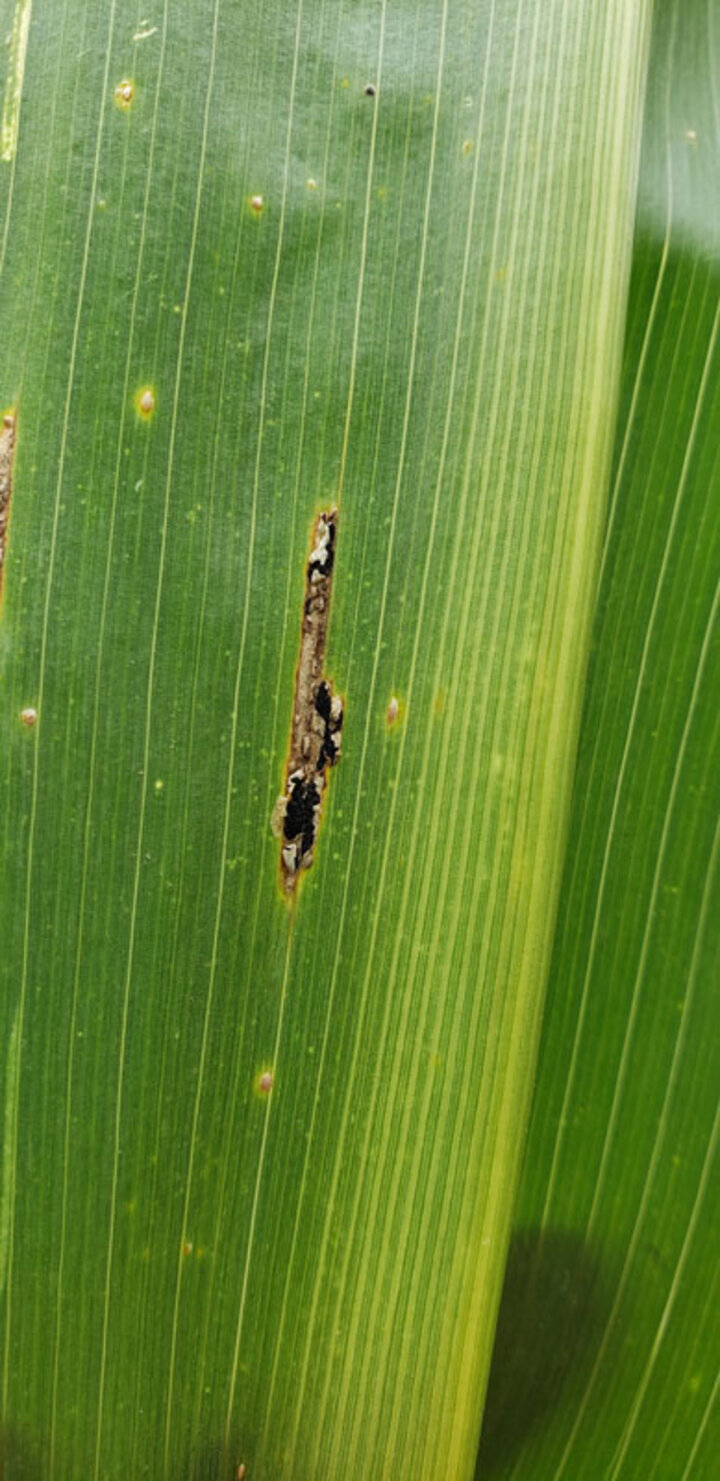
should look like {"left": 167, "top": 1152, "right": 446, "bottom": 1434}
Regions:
{"left": 386, "top": 695, "right": 404, "bottom": 729}
{"left": 134, "top": 385, "right": 156, "bottom": 420}
{"left": 114, "top": 78, "right": 134, "bottom": 110}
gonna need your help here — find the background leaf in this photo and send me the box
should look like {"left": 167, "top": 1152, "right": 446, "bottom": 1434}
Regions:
{"left": 478, "top": 1, "right": 719, "bottom": 1475}
{"left": 0, "top": 1, "right": 658, "bottom": 1478}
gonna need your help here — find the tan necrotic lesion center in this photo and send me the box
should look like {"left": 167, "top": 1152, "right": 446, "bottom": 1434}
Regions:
{"left": 271, "top": 509, "right": 343, "bottom": 894}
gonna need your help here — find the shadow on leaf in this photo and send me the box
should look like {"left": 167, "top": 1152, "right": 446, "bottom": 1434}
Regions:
{"left": 475, "top": 1227, "right": 610, "bottom": 1478}
{"left": 190, "top": 1437, "right": 256, "bottom": 1481}
{"left": 0, "top": 1424, "right": 41, "bottom": 1481}
{"left": 189, "top": 1439, "right": 230, "bottom": 1481}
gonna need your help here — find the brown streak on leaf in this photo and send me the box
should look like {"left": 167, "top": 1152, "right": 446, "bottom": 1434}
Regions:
{"left": 271, "top": 509, "right": 344, "bottom": 896}
{"left": 0, "top": 411, "right": 17, "bottom": 607}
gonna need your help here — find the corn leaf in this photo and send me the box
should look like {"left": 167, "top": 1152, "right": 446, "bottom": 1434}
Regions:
{"left": 480, "top": 2, "right": 719, "bottom": 1476}
{"left": 0, "top": 1, "right": 689, "bottom": 1478}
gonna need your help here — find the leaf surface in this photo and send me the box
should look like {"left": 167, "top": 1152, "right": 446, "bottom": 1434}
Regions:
{"left": 479, "top": 2, "right": 719, "bottom": 1475}
{"left": 0, "top": 2, "right": 651, "bottom": 1477}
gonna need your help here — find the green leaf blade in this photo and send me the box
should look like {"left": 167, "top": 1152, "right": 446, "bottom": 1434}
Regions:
{"left": 480, "top": 2, "right": 720, "bottom": 1475}
{"left": 1, "top": 1, "right": 652, "bottom": 1476}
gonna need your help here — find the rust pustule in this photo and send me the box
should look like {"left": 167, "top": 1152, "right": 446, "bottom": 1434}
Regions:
{"left": 271, "top": 509, "right": 343, "bottom": 895}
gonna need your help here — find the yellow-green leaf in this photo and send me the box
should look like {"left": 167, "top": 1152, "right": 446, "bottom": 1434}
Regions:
{"left": 0, "top": 2, "right": 660, "bottom": 1477}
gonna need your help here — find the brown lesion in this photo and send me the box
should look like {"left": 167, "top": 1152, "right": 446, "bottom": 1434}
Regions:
{"left": 0, "top": 411, "right": 16, "bottom": 605}
{"left": 271, "top": 508, "right": 344, "bottom": 895}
